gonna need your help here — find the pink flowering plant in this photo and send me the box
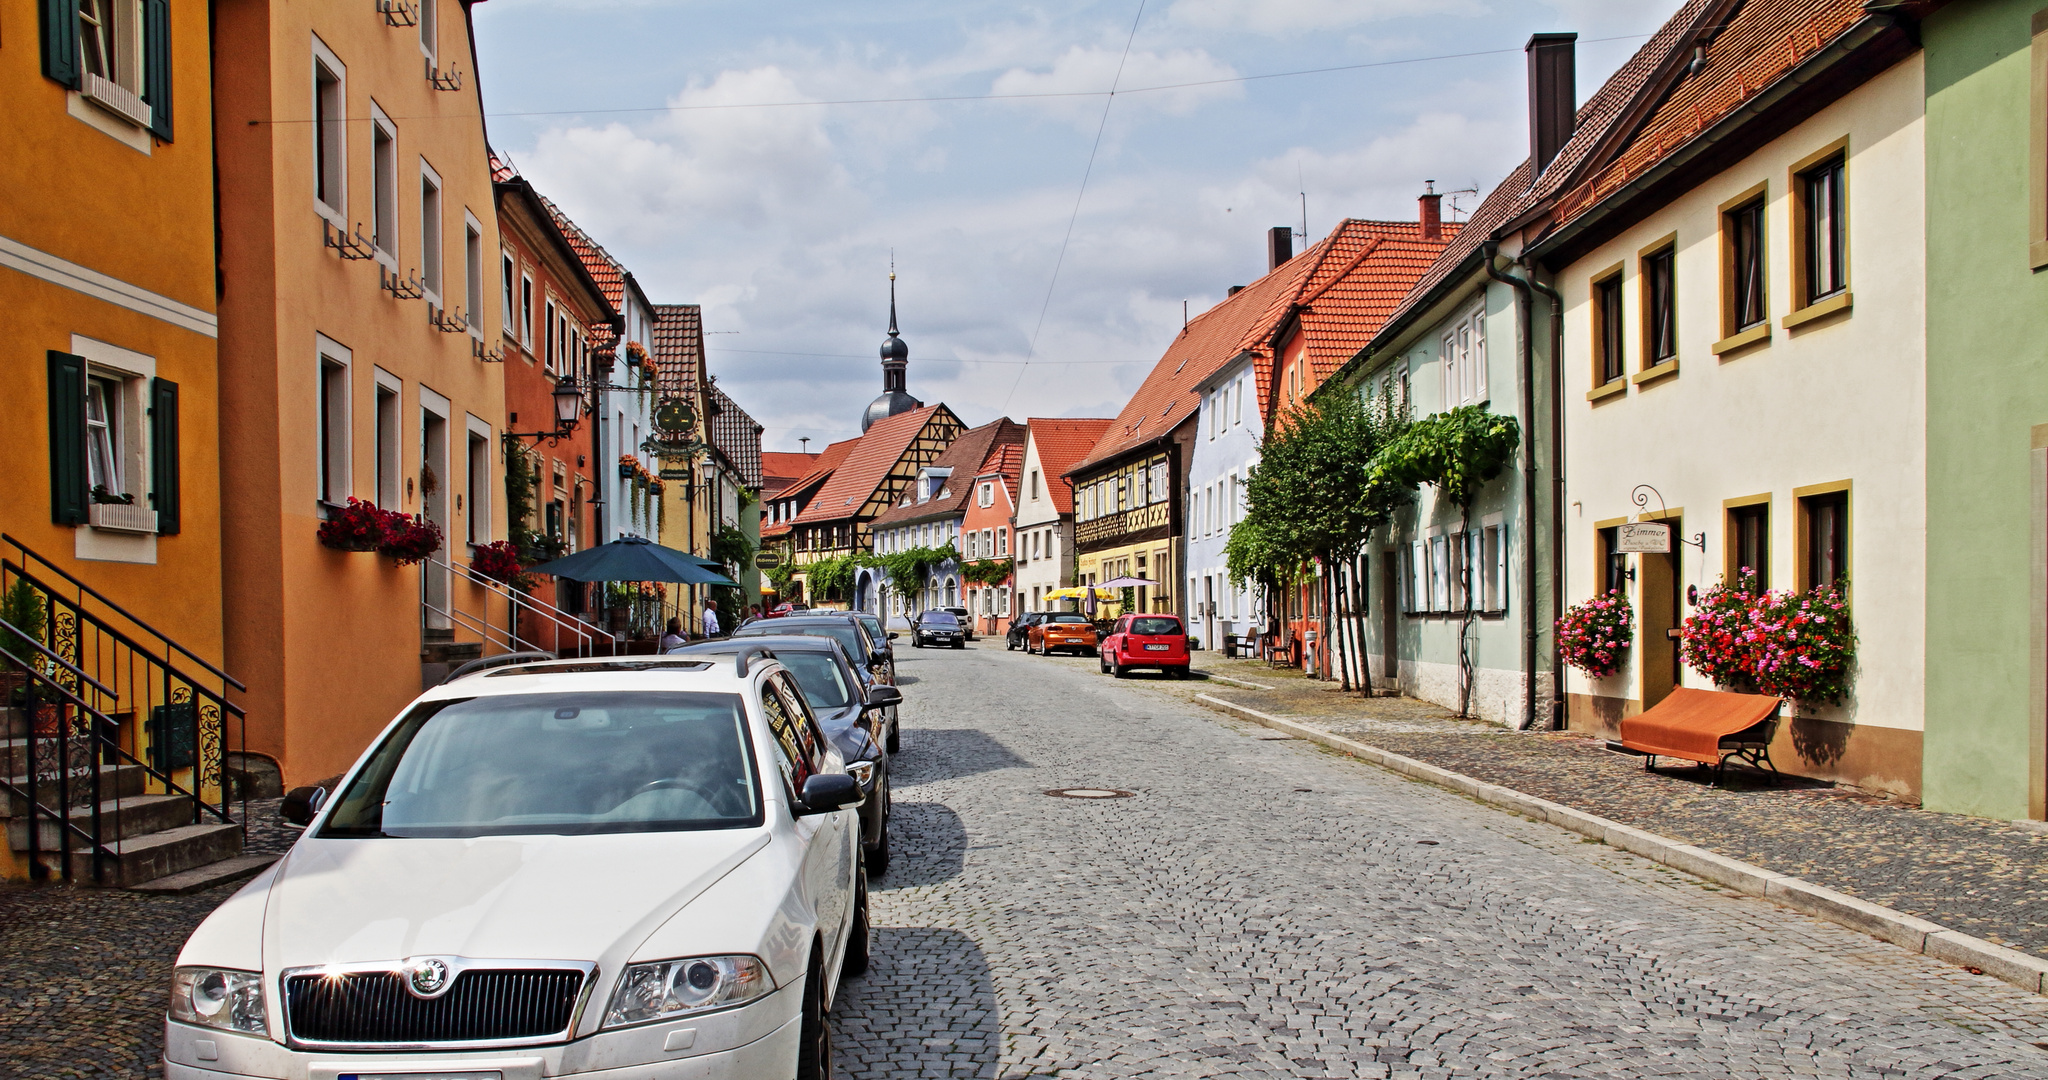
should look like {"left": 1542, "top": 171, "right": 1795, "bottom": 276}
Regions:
{"left": 1556, "top": 590, "right": 1633, "bottom": 678}
{"left": 1680, "top": 571, "right": 1855, "bottom": 705}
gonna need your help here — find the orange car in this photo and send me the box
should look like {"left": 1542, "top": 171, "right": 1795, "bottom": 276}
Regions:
{"left": 1028, "top": 613, "right": 1099, "bottom": 656}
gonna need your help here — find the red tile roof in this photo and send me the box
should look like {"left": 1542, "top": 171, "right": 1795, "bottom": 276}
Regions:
{"left": 975, "top": 442, "right": 1026, "bottom": 503}
{"left": 1551, "top": 0, "right": 1867, "bottom": 227}
{"left": 792, "top": 406, "right": 950, "bottom": 526}
{"left": 650, "top": 305, "right": 703, "bottom": 401}
{"left": 1023, "top": 418, "right": 1114, "bottom": 515}
{"left": 491, "top": 153, "right": 626, "bottom": 348}
{"left": 869, "top": 419, "right": 1025, "bottom": 528}
{"left": 707, "top": 384, "right": 763, "bottom": 489}
{"left": 1068, "top": 257, "right": 1322, "bottom": 476}
{"left": 1369, "top": 0, "right": 1723, "bottom": 346}
{"left": 762, "top": 452, "right": 820, "bottom": 482}
{"left": 1247, "top": 218, "right": 1461, "bottom": 418}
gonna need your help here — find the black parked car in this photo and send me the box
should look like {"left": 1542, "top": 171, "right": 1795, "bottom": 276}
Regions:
{"left": 1007, "top": 611, "right": 1046, "bottom": 651}
{"left": 730, "top": 614, "right": 900, "bottom": 753}
{"left": 912, "top": 609, "right": 965, "bottom": 648}
{"left": 672, "top": 636, "right": 901, "bottom": 875}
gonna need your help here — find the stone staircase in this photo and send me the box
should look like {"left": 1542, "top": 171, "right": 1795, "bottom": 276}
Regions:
{"left": 3, "top": 707, "right": 262, "bottom": 890}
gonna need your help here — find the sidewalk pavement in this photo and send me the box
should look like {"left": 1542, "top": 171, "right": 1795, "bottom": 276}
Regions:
{"left": 1152, "top": 657, "right": 2048, "bottom": 966}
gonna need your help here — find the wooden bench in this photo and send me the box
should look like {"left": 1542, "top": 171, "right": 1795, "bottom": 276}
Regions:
{"left": 1265, "top": 636, "right": 1296, "bottom": 669}
{"left": 1616, "top": 687, "right": 1783, "bottom": 787}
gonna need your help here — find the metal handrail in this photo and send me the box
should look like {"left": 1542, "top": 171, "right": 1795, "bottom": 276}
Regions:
{"left": 2, "top": 560, "right": 246, "bottom": 720}
{"left": 4, "top": 534, "right": 246, "bottom": 691}
{"left": 0, "top": 614, "right": 115, "bottom": 701}
{"left": 420, "top": 590, "right": 534, "bottom": 657}
{"left": 428, "top": 554, "right": 615, "bottom": 647}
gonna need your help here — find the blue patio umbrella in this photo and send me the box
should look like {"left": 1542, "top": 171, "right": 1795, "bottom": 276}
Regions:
{"left": 525, "top": 536, "right": 739, "bottom": 587}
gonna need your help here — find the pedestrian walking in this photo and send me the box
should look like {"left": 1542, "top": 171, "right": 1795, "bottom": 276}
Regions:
{"left": 702, "top": 601, "right": 722, "bottom": 639}
{"left": 659, "top": 617, "right": 685, "bottom": 653}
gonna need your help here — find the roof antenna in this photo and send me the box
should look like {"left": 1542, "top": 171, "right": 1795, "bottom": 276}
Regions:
{"left": 800, "top": 437, "right": 811, "bottom": 453}
{"left": 1183, "top": 300, "right": 1188, "bottom": 329}
{"left": 1295, "top": 162, "right": 1309, "bottom": 248}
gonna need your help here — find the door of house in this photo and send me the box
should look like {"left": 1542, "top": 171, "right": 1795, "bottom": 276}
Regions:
{"left": 421, "top": 407, "right": 450, "bottom": 631}
{"left": 1636, "top": 520, "right": 1682, "bottom": 709}
{"left": 1380, "top": 553, "right": 1398, "bottom": 686}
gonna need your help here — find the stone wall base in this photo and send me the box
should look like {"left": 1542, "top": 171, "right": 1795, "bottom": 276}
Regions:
{"left": 1393, "top": 658, "right": 1556, "bottom": 729}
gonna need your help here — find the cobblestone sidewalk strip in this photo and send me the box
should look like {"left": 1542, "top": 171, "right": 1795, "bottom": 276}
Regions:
{"left": 1163, "top": 658, "right": 2048, "bottom": 966}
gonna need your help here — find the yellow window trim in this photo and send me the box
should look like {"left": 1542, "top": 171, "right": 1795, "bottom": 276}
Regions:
{"left": 1722, "top": 493, "right": 1771, "bottom": 584}
{"left": 1788, "top": 136, "right": 1852, "bottom": 305}
{"left": 1782, "top": 291, "right": 1852, "bottom": 331}
{"left": 1712, "top": 323, "right": 1771, "bottom": 356}
{"left": 1588, "top": 260, "right": 1626, "bottom": 393}
{"left": 1585, "top": 379, "right": 1628, "bottom": 403}
{"left": 1630, "top": 358, "right": 1679, "bottom": 386}
{"left": 1718, "top": 181, "right": 1770, "bottom": 340}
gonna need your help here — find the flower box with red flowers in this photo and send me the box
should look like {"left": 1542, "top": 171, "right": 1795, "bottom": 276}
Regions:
{"left": 317, "top": 498, "right": 399, "bottom": 553}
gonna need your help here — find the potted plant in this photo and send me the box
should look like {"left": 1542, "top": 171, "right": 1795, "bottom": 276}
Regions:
{"left": 619, "top": 454, "right": 638, "bottom": 480}
{"left": 1, "top": 580, "right": 47, "bottom": 710}
{"left": 380, "top": 515, "right": 445, "bottom": 566}
{"left": 1556, "top": 589, "right": 1633, "bottom": 679}
{"left": 317, "top": 498, "right": 396, "bottom": 552}
{"left": 469, "top": 540, "right": 535, "bottom": 591}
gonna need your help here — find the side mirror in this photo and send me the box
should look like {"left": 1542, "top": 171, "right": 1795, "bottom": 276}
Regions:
{"left": 796, "top": 773, "right": 862, "bottom": 816}
{"left": 863, "top": 685, "right": 903, "bottom": 711}
{"left": 887, "top": 632, "right": 900, "bottom": 641}
{"left": 280, "top": 785, "right": 328, "bottom": 826}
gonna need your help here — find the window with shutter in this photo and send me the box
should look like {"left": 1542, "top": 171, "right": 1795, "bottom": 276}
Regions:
{"left": 151, "top": 377, "right": 180, "bottom": 534}
{"left": 143, "top": 0, "right": 171, "bottom": 140}
{"left": 48, "top": 351, "right": 89, "bottom": 525}
{"left": 42, "top": 0, "right": 82, "bottom": 88}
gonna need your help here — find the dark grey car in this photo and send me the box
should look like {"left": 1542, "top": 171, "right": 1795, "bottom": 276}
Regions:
{"left": 732, "top": 615, "right": 900, "bottom": 753}
{"left": 671, "top": 635, "right": 900, "bottom": 875}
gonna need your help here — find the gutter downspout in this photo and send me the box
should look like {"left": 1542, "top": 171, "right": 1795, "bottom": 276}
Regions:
{"left": 1483, "top": 243, "right": 1540, "bottom": 732}
{"left": 1523, "top": 266, "right": 1565, "bottom": 732}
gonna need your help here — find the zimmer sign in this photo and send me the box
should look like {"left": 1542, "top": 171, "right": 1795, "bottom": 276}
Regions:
{"left": 1616, "top": 522, "right": 1672, "bottom": 553}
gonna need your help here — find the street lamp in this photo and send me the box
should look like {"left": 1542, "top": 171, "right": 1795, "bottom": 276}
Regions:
{"left": 505, "top": 377, "right": 585, "bottom": 446}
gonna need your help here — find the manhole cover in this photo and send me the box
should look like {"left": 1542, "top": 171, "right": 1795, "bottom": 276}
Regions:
{"left": 1045, "top": 788, "right": 1135, "bottom": 800}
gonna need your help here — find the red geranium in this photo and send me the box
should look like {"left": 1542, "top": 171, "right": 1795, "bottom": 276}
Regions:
{"left": 316, "top": 498, "right": 399, "bottom": 553}
{"left": 380, "top": 515, "right": 444, "bottom": 566}
{"left": 1556, "top": 590, "right": 1633, "bottom": 678}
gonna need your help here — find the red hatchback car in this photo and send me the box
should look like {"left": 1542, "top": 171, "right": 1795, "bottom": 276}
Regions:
{"left": 1100, "top": 613, "right": 1190, "bottom": 678}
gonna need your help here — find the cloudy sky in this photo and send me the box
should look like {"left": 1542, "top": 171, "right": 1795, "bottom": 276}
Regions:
{"left": 474, "top": 0, "right": 1683, "bottom": 453}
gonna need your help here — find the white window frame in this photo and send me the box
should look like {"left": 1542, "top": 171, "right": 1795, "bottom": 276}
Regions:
{"left": 1428, "top": 533, "right": 1449, "bottom": 613}
{"left": 520, "top": 271, "right": 535, "bottom": 349}
{"left": 373, "top": 366, "right": 402, "bottom": 510}
{"left": 418, "top": 159, "right": 445, "bottom": 305}
{"left": 500, "top": 250, "right": 517, "bottom": 333}
{"left": 419, "top": 0, "right": 438, "bottom": 62}
{"left": 311, "top": 36, "right": 347, "bottom": 226}
{"left": 463, "top": 210, "right": 485, "bottom": 335}
{"left": 369, "top": 102, "right": 398, "bottom": 265}
{"left": 466, "top": 414, "right": 493, "bottom": 546}
{"left": 316, "top": 334, "right": 353, "bottom": 506}
{"left": 543, "top": 297, "right": 558, "bottom": 373}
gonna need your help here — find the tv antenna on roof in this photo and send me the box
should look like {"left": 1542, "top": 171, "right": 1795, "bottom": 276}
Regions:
{"left": 800, "top": 437, "right": 811, "bottom": 452}
{"left": 1443, "top": 181, "right": 1481, "bottom": 222}
{"left": 1295, "top": 162, "right": 1309, "bottom": 248}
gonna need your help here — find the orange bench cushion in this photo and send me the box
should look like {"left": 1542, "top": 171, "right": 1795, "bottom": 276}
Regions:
{"left": 1619, "top": 687, "right": 1781, "bottom": 765}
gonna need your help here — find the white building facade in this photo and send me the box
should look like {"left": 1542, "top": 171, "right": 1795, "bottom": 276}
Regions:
{"left": 1185, "top": 354, "right": 1262, "bottom": 652}
{"left": 1543, "top": 50, "right": 1926, "bottom": 798}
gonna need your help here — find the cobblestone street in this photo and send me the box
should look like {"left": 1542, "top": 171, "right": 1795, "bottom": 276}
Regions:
{"left": 11, "top": 648, "right": 2048, "bottom": 1077}
{"left": 837, "top": 643, "right": 2048, "bottom": 1078}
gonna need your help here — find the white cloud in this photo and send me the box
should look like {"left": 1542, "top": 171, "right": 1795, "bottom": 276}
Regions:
{"left": 1166, "top": 0, "right": 1483, "bottom": 35}
{"left": 990, "top": 45, "right": 1242, "bottom": 125}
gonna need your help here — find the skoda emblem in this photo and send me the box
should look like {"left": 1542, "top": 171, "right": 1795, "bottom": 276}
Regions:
{"left": 405, "top": 958, "right": 452, "bottom": 998}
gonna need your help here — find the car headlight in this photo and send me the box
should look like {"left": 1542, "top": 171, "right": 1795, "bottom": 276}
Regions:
{"left": 169, "top": 967, "right": 267, "bottom": 1035}
{"left": 603, "top": 956, "right": 773, "bottom": 1029}
{"left": 846, "top": 760, "right": 876, "bottom": 789}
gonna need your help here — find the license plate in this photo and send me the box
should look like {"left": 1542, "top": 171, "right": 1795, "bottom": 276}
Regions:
{"left": 1144, "top": 643, "right": 1170, "bottom": 651}
{"left": 340, "top": 1074, "right": 503, "bottom": 1080}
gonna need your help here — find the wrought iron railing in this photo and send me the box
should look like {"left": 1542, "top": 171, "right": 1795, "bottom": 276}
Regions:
{"left": 2, "top": 533, "right": 245, "bottom": 875}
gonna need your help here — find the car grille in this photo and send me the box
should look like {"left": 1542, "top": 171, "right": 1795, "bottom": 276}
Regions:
{"left": 284, "top": 968, "right": 585, "bottom": 1045}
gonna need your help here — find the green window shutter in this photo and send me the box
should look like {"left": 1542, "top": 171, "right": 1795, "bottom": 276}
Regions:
{"left": 47, "top": 351, "right": 88, "bottom": 526}
{"left": 143, "top": 0, "right": 173, "bottom": 141}
{"left": 40, "top": 0, "right": 80, "bottom": 88}
{"left": 151, "top": 378, "right": 181, "bottom": 535}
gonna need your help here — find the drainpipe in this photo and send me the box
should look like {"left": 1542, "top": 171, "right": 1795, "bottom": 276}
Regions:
{"left": 1522, "top": 264, "right": 1566, "bottom": 733}
{"left": 1483, "top": 243, "right": 1540, "bottom": 732}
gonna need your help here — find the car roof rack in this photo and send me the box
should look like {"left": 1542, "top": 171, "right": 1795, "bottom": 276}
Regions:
{"left": 733, "top": 644, "right": 778, "bottom": 677}
{"left": 447, "top": 651, "right": 558, "bottom": 681}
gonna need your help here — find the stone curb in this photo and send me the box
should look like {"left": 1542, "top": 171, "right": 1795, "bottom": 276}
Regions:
{"left": 1194, "top": 692, "right": 2048, "bottom": 996}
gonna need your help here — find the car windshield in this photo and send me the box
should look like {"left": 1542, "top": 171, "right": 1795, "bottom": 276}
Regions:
{"left": 1048, "top": 614, "right": 1090, "bottom": 624}
{"left": 735, "top": 621, "right": 866, "bottom": 659}
{"left": 1130, "top": 617, "right": 1181, "bottom": 635}
{"left": 921, "top": 612, "right": 959, "bottom": 627}
{"left": 320, "top": 691, "right": 761, "bottom": 838}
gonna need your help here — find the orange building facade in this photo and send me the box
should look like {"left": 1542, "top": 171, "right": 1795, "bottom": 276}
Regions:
{"left": 2, "top": 0, "right": 231, "bottom": 879}
{"left": 214, "top": 0, "right": 507, "bottom": 785}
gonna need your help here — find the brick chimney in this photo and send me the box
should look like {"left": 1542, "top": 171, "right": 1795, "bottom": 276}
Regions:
{"left": 1526, "top": 32, "right": 1578, "bottom": 177}
{"left": 1268, "top": 226, "right": 1293, "bottom": 271}
{"left": 1418, "top": 186, "right": 1442, "bottom": 240}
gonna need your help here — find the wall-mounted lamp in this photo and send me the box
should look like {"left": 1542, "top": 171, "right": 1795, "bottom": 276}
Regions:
{"left": 504, "top": 377, "right": 584, "bottom": 447}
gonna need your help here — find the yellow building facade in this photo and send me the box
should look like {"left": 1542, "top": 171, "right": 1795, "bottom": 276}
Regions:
{"left": 215, "top": 0, "right": 506, "bottom": 785}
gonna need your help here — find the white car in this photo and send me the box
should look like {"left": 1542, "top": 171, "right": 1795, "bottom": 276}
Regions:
{"left": 164, "top": 648, "right": 868, "bottom": 1080}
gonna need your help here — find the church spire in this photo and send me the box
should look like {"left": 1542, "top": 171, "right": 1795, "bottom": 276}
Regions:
{"left": 864, "top": 260, "right": 921, "bottom": 432}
